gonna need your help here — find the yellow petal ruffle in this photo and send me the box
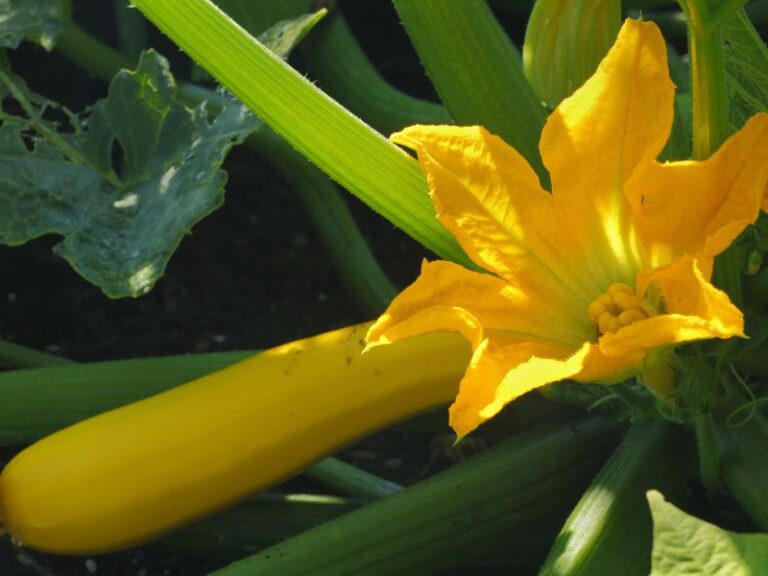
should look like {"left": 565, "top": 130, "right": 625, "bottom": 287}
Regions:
{"left": 630, "top": 113, "right": 768, "bottom": 268}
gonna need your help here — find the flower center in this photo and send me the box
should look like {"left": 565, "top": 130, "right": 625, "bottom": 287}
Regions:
{"left": 587, "top": 282, "right": 657, "bottom": 336}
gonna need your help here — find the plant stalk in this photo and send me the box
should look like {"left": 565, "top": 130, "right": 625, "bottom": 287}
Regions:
{"left": 540, "top": 420, "right": 690, "bottom": 576}
{"left": 129, "top": 0, "right": 469, "bottom": 266}
{"left": 210, "top": 416, "right": 623, "bottom": 576}
{"left": 393, "top": 0, "right": 548, "bottom": 186}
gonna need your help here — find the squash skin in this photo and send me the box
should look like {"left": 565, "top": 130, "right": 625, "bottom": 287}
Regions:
{"left": 0, "top": 322, "right": 469, "bottom": 554}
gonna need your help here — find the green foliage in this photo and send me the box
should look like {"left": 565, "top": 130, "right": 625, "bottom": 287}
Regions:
{"left": 0, "top": 0, "right": 62, "bottom": 49}
{"left": 0, "top": 50, "right": 257, "bottom": 297}
{"left": 130, "top": 0, "right": 470, "bottom": 268}
{"left": 393, "top": 0, "right": 548, "bottom": 185}
{"left": 541, "top": 422, "right": 690, "bottom": 576}
{"left": 648, "top": 490, "right": 768, "bottom": 575}
{"left": 259, "top": 10, "right": 327, "bottom": 61}
{"left": 212, "top": 0, "right": 313, "bottom": 36}
{"left": 722, "top": 9, "right": 768, "bottom": 128}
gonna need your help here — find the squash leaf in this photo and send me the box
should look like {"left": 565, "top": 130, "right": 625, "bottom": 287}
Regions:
{"left": 0, "top": 0, "right": 64, "bottom": 50}
{"left": 648, "top": 490, "right": 768, "bottom": 576}
{"left": 722, "top": 9, "right": 768, "bottom": 129}
{"left": 0, "top": 50, "right": 257, "bottom": 297}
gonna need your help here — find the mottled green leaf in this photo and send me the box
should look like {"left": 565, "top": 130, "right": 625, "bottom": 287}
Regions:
{"left": 648, "top": 490, "right": 768, "bottom": 576}
{"left": 0, "top": 50, "right": 257, "bottom": 297}
{"left": 0, "top": 0, "right": 63, "bottom": 50}
{"left": 722, "top": 9, "right": 768, "bottom": 129}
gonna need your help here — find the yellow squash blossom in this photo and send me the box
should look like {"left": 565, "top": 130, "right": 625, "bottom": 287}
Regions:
{"left": 366, "top": 19, "right": 768, "bottom": 439}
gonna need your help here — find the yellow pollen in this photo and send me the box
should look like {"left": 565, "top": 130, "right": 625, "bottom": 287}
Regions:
{"left": 587, "top": 283, "right": 657, "bottom": 336}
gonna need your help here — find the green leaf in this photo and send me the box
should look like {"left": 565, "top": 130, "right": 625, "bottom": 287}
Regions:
{"left": 0, "top": 0, "right": 63, "bottom": 50}
{"left": 722, "top": 9, "right": 768, "bottom": 129}
{"left": 130, "top": 0, "right": 470, "bottom": 268}
{"left": 258, "top": 10, "right": 327, "bottom": 60}
{"left": 213, "top": 0, "right": 313, "bottom": 36}
{"left": 0, "top": 50, "right": 257, "bottom": 297}
{"left": 648, "top": 490, "right": 768, "bottom": 575}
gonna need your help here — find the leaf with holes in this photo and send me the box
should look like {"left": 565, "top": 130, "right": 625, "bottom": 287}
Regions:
{"left": 0, "top": 0, "right": 64, "bottom": 50}
{"left": 0, "top": 49, "right": 258, "bottom": 297}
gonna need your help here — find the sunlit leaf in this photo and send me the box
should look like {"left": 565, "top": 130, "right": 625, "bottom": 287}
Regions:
{"left": 648, "top": 490, "right": 768, "bottom": 575}
{"left": 0, "top": 50, "right": 257, "bottom": 297}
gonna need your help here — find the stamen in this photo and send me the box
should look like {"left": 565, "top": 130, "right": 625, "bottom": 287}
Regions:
{"left": 587, "top": 283, "right": 657, "bottom": 336}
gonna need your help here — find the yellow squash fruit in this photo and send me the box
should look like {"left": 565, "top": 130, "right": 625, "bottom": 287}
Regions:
{"left": 0, "top": 322, "right": 469, "bottom": 554}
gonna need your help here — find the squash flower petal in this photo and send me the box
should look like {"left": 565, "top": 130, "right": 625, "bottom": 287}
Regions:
{"left": 367, "top": 19, "right": 768, "bottom": 438}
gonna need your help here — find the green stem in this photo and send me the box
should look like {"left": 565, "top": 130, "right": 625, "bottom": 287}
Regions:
{"left": 708, "top": 0, "right": 749, "bottom": 30}
{"left": 714, "top": 409, "right": 768, "bottom": 529}
{"left": 0, "top": 351, "right": 252, "bottom": 445}
{"left": 392, "top": 0, "right": 548, "bottom": 186}
{"left": 56, "top": 15, "right": 134, "bottom": 83}
{"left": 695, "top": 412, "right": 720, "bottom": 492}
{"left": 540, "top": 420, "right": 690, "bottom": 576}
{"left": 305, "top": 458, "right": 402, "bottom": 499}
{"left": 113, "top": 0, "right": 150, "bottom": 60}
{"left": 0, "top": 340, "right": 75, "bottom": 369}
{"left": 129, "top": 0, "right": 469, "bottom": 266}
{"left": 682, "top": 0, "right": 730, "bottom": 158}
{"left": 155, "top": 493, "right": 364, "bottom": 559}
{"left": 681, "top": 0, "right": 741, "bottom": 303}
{"left": 301, "top": 13, "right": 452, "bottom": 135}
{"left": 611, "top": 382, "right": 658, "bottom": 417}
{"left": 246, "top": 128, "right": 398, "bottom": 315}
{"left": 211, "top": 416, "right": 623, "bottom": 576}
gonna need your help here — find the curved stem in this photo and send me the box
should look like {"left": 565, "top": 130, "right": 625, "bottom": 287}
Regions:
{"left": 301, "top": 13, "right": 452, "bottom": 135}
{"left": 680, "top": 0, "right": 730, "bottom": 158}
{"left": 679, "top": 0, "right": 741, "bottom": 304}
